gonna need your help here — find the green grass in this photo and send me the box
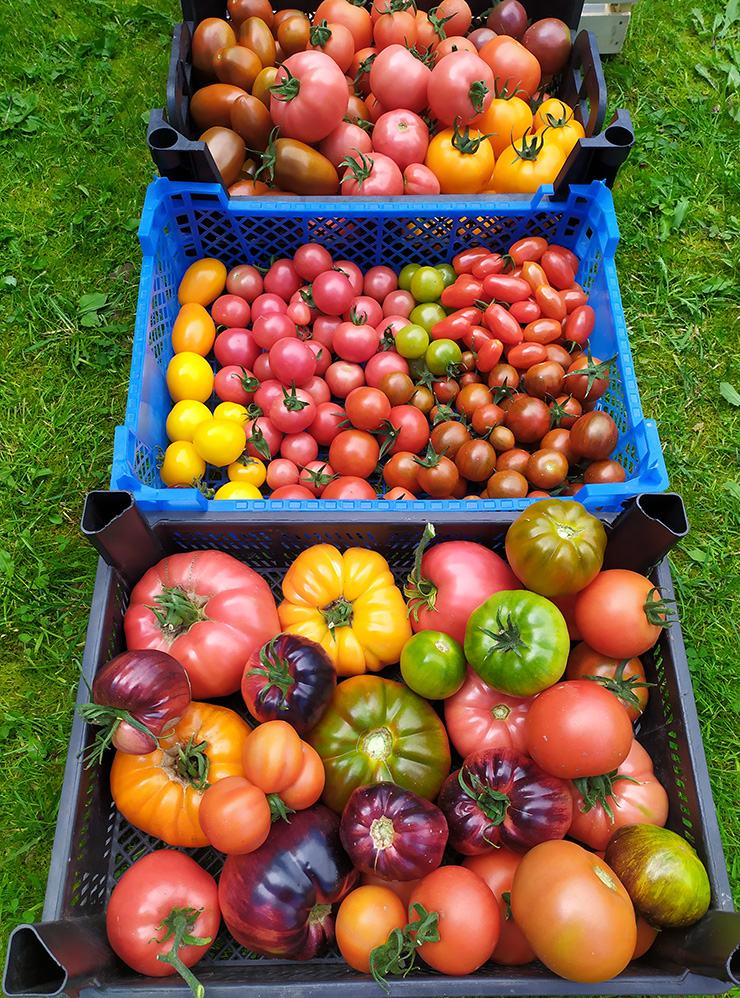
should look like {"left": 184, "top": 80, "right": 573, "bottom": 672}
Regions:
{"left": 1, "top": 0, "right": 739, "bottom": 995}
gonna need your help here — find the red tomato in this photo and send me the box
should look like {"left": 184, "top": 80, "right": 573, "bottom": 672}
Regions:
{"left": 269, "top": 50, "right": 349, "bottom": 143}
{"left": 329, "top": 429, "right": 380, "bottom": 478}
{"left": 511, "top": 840, "right": 637, "bottom": 982}
{"left": 341, "top": 149, "right": 405, "bottom": 195}
{"left": 321, "top": 475, "right": 378, "bottom": 499}
{"left": 106, "top": 851, "right": 220, "bottom": 980}
{"left": 409, "top": 866, "right": 500, "bottom": 975}
{"left": 565, "top": 641, "right": 649, "bottom": 722}
{"left": 462, "top": 848, "right": 536, "bottom": 965}
{"left": 309, "top": 401, "right": 347, "bottom": 445}
{"left": 524, "top": 680, "right": 634, "bottom": 779}
{"left": 380, "top": 404, "right": 430, "bottom": 455}
{"left": 427, "top": 50, "right": 495, "bottom": 126}
{"left": 574, "top": 569, "right": 670, "bottom": 658}
{"left": 124, "top": 551, "right": 280, "bottom": 699}
{"left": 477, "top": 34, "right": 541, "bottom": 99}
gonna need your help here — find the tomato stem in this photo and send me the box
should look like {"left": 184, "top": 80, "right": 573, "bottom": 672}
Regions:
{"left": 153, "top": 906, "right": 211, "bottom": 998}
{"left": 176, "top": 735, "right": 211, "bottom": 792}
{"left": 458, "top": 766, "right": 511, "bottom": 842}
{"left": 266, "top": 792, "right": 296, "bottom": 823}
{"left": 644, "top": 586, "right": 675, "bottom": 628}
{"left": 77, "top": 704, "right": 159, "bottom": 768}
{"left": 403, "top": 523, "right": 439, "bottom": 621}
{"left": 268, "top": 66, "right": 300, "bottom": 103}
{"left": 146, "top": 587, "right": 208, "bottom": 637}
{"left": 321, "top": 595, "right": 354, "bottom": 631}
{"left": 244, "top": 635, "right": 296, "bottom": 708}
{"left": 572, "top": 769, "right": 640, "bottom": 822}
{"left": 477, "top": 608, "right": 528, "bottom": 658}
{"left": 368, "top": 903, "right": 440, "bottom": 992}
{"left": 581, "top": 660, "right": 653, "bottom": 713}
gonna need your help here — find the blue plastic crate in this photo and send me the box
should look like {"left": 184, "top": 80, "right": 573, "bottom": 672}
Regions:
{"left": 111, "top": 177, "right": 668, "bottom": 512}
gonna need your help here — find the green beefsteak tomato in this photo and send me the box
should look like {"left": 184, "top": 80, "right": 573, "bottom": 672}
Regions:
{"left": 464, "top": 590, "right": 569, "bottom": 697}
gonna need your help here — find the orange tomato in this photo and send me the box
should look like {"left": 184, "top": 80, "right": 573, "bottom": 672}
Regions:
{"left": 198, "top": 775, "right": 272, "bottom": 854}
{"left": 110, "top": 701, "right": 251, "bottom": 848}
{"left": 171, "top": 302, "right": 216, "bottom": 355}
{"left": 241, "top": 719, "right": 304, "bottom": 793}
{"left": 277, "top": 741, "right": 326, "bottom": 810}
{"left": 178, "top": 257, "right": 227, "bottom": 306}
{"left": 335, "top": 885, "right": 407, "bottom": 973}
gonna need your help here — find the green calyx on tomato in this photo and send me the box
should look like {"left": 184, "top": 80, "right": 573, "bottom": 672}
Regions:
{"left": 153, "top": 906, "right": 213, "bottom": 998}
{"left": 571, "top": 770, "right": 639, "bottom": 823}
{"left": 174, "top": 735, "right": 211, "bottom": 793}
{"left": 451, "top": 121, "right": 494, "bottom": 156}
{"left": 268, "top": 66, "right": 301, "bottom": 102}
{"left": 468, "top": 79, "right": 491, "bottom": 115}
{"left": 320, "top": 596, "right": 354, "bottom": 631}
{"left": 145, "top": 586, "right": 208, "bottom": 636}
{"left": 281, "top": 382, "right": 311, "bottom": 411}
{"left": 244, "top": 635, "right": 296, "bottom": 706}
{"left": 562, "top": 346, "right": 615, "bottom": 396}
{"left": 339, "top": 149, "right": 376, "bottom": 191}
{"left": 642, "top": 586, "right": 675, "bottom": 627}
{"left": 458, "top": 768, "right": 511, "bottom": 841}
{"left": 464, "top": 590, "right": 569, "bottom": 697}
{"left": 581, "top": 659, "right": 652, "bottom": 715}
{"left": 510, "top": 129, "right": 549, "bottom": 162}
{"left": 368, "top": 903, "right": 440, "bottom": 991}
{"left": 504, "top": 497, "right": 607, "bottom": 598}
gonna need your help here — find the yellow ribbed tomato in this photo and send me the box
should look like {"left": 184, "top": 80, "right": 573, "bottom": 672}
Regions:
{"left": 110, "top": 701, "right": 251, "bottom": 847}
{"left": 278, "top": 545, "right": 412, "bottom": 676}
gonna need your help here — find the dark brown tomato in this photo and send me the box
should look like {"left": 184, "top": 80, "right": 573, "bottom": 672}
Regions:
{"left": 276, "top": 13, "right": 311, "bottom": 55}
{"left": 495, "top": 447, "right": 530, "bottom": 476}
{"left": 540, "top": 427, "right": 576, "bottom": 466}
{"left": 214, "top": 46, "right": 262, "bottom": 91}
{"left": 548, "top": 394, "right": 582, "bottom": 429}
{"left": 380, "top": 371, "right": 415, "bottom": 406}
{"left": 192, "top": 18, "right": 237, "bottom": 77}
{"left": 544, "top": 342, "right": 579, "bottom": 368}
{"left": 431, "top": 378, "right": 460, "bottom": 405}
{"left": 504, "top": 395, "right": 551, "bottom": 444}
{"left": 488, "top": 424, "right": 516, "bottom": 452}
{"left": 191, "top": 83, "right": 248, "bottom": 131}
{"left": 455, "top": 438, "right": 497, "bottom": 482}
{"left": 487, "top": 362, "right": 520, "bottom": 391}
{"left": 228, "top": 0, "right": 275, "bottom": 28}
{"left": 523, "top": 360, "right": 565, "bottom": 400}
{"left": 525, "top": 448, "right": 569, "bottom": 490}
{"left": 487, "top": 0, "right": 528, "bottom": 37}
{"left": 383, "top": 451, "right": 422, "bottom": 494}
{"left": 563, "top": 354, "right": 610, "bottom": 403}
{"left": 199, "top": 127, "right": 246, "bottom": 186}
{"left": 569, "top": 410, "right": 620, "bottom": 460}
{"left": 471, "top": 402, "right": 505, "bottom": 437}
{"left": 486, "top": 469, "right": 528, "bottom": 498}
{"left": 456, "top": 382, "right": 493, "bottom": 420}
{"left": 583, "top": 458, "right": 627, "bottom": 484}
{"left": 410, "top": 385, "right": 435, "bottom": 417}
{"left": 231, "top": 93, "right": 274, "bottom": 151}
{"left": 238, "top": 17, "right": 277, "bottom": 67}
{"left": 274, "top": 139, "right": 340, "bottom": 195}
{"left": 459, "top": 371, "right": 486, "bottom": 388}
{"left": 416, "top": 456, "right": 460, "bottom": 498}
{"left": 430, "top": 420, "right": 472, "bottom": 459}
{"left": 271, "top": 7, "right": 305, "bottom": 31}
{"left": 460, "top": 350, "right": 478, "bottom": 372}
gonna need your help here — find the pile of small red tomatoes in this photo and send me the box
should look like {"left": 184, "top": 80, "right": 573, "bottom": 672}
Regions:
{"left": 187, "top": 0, "right": 583, "bottom": 195}
{"left": 92, "top": 502, "right": 705, "bottom": 993}
{"left": 162, "top": 233, "right": 623, "bottom": 501}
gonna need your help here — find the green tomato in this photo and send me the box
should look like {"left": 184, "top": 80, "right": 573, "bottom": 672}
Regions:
{"left": 395, "top": 323, "right": 430, "bottom": 359}
{"left": 436, "top": 263, "right": 457, "bottom": 288}
{"left": 409, "top": 301, "right": 448, "bottom": 333}
{"left": 464, "top": 590, "right": 569, "bottom": 697}
{"left": 425, "top": 338, "right": 463, "bottom": 377}
{"left": 400, "top": 630, "right": 466, "bottom": 700}
{"left": 409, "top": 265, "right": 445, "bottom": 303}
{"left": 604, "top": 824, "right": 712, "bottom": 929}
{"left": 306, "top": 675, "right": 452, "bottom": 813}
{"left": 398, "top": 263, "right": 421, "bottom": 291}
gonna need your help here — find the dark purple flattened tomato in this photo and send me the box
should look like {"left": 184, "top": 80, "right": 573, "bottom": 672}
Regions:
{"left": 218, "top": 803, "right": 359, "bottom": 959}
{"left": 241, "top": 633, "right": 337, "bottom": 735}
{"left": 340, "top": 782, "right": 449, "bottom": 882}
{"left": 437, "top": 746, "right": 572, "bottom": 855}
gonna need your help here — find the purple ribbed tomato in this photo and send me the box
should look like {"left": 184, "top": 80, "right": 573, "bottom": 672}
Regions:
{"left": 339, "top": 782, "right": 448, "bottom": 881}
{"left": 218, "top": 804, "right": 359, "bottom": 959}
{"left": 437, "top": 747, "right": 573, "bottom": 855}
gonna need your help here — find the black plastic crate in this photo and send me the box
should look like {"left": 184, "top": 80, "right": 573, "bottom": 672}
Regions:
{"left": 4, "top": 491, "right": 740, "bottom": 997}
{"left": 148, "top": 0, "right": 634, "bottom": 198}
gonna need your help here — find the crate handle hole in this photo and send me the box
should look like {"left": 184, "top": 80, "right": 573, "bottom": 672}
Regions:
{"left": 603, "top": 124, "right": 633, "bottom": 147}
{"left": 149, "top": 127, "right": 179, "bottom": 151}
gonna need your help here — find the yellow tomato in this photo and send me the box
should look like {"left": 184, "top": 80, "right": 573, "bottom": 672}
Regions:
{"left": 488, "top": 131, "right": 566, "bottom": 194}
{"left": 278, "top": 544, "right": 412, "bottom": 676}
{"left": 213, "top": 481, "right": 264, "bottom": 500}
{"left": 166, "top": 399, "right": 213, "bottom": 442}
{"left": 192, "top": 418, "right": 247, "bottom": 466}
{"left": 159, "top": 440, "right": 207, "bottom": 486}
{"left": 166, "top": 352, "right": 215, "bottom": 403}
{"left": 171, "top": 302, "right": 217, "bottom": 355}
{"left": 472, "top": 95, "right": 533, "bottom": 159}
{"left": 178, "top": 257, "right": 228, "bottom": 306}
{"left": 228, "top": 455, "right": 267, "bottom": 486}
{"left": 425, "top": 125, "right": 495, "bottom": 194}
{"left": 213, "top": 400, "right": 249, "bottom": 423}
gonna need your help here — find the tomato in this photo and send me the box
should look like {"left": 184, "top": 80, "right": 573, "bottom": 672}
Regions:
{"left": 565, "top": 641, "right": 649, "bottom": 722}
{"left": 477, "top": 34, "right": 541, "bottom": 99}
{"left": 214, "top": 325, "right": 261, "bottom": 368}
{"left": 171, "top": 303, "right": 216, "bottom": 357}
{"left": 329, "top": 428, "right": 380, "bottom": 479}
{"left": 335, "top": 886, "right": 407, "bottom": 973}
{"left": 110, "top": 700, "right": 251, "bottom": 847}
{"left": 178, "top": 257, "right": 227, "bottom": 306}
{"left": 271, "top": 137, "right": 341, "bottom": 195}
{"left": 568, "top": 739, "right": 669, "bottom": 850}
{"left": 307, "top": 675, "right": 450, "bottom": 813}
{"left": 192, "top": 417, "right": 246, "bottom": 467}
{"left": 464, "top": 590, "right": 570, "bottom": 697}
{"left": 562, "top": 302, "right": 595, "bottom": 343}
{"left": 192, "top": 16, "right": 237, "bottom": 74}
{"left": 341, "top": 149, "right": 405, "bottom": 195}
{"left": 425, "top": 123, "right": 495, "bottom": 194}
{"left": 316, "top": 0, "right": 373, "bottom": 49}
{"left": 371, "top": 109, "right": 429, "bottom": 171}
{"left": 399, "top": 630, "right": 466, "bottom": 700}
{"left": 503, "top": 394, "right": 551, "bottom": 443}
{"left": 404, "top": 527, "right": 520, "bottom": 646}
{"left": 489, "top": 132, "right": 566, "bottom": 194}
{"left": 427, "top": 50, "right": 495, "bottom": 127}
{"left": 454, "top": 437, "right": 497, "bottom": 482}
{"left": 308, "top": 401, "right": 346, "bottom": 445}
{"left": 504, "top": 497, "right": 607, "bottom": 598}
{"left": 165, "top": 399, "right": 212, "bottom": 444}
{"left": 574, "top": 569, "right": 671, "bottom": 658}
{"left": 198, "top": 775, "right": 272, "bottom": 854}
{"left": 563, "top": 351, "right": 612, "bottom": 403}
{"left": 511, "top": 839, "right": 637, "bottom": 982}
{"left": 312, "top": 267, "right": 355, "bottom": 315}
{"left": 409, "top": 866, "right": 500, "bottom": 975}
{"left": 343, "top": 386, "right": 391, "bottom": 432}
{"left": 278, "top": 544, "right": 412, "bottom": 676}
{"left": 569, "top": 409, "right": 620, "bottom": 460}
{"left": 444, "top": 667, "right": 532, "bottom": 758}
{"left": 525, "top": 679, "right": 634, "bottom": 779}
{"left": 124, "top": 550, "right": 280, "bottom": 699}
{"left": 276, "top": 13, "right": 311, "bottom": 56}
{"left": 462, "top": 848, "right": 536, "bottom": 965}
{"left": 381, "top": 404, "right": 430, "bottom": 455}
{"left": 369, "top": 44, "right": 432, "bottom": 112}
{"left": 604, "top": 824, "right": 711, "bottom": 930}
{"left": 166, "top": 352, "right": 214, "bottom": 404}
{"left": 106, "top": 851, "right": 219, "bottom": 984}
{"left": 320, "top": 475, "right": 378, "bottom": 499}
